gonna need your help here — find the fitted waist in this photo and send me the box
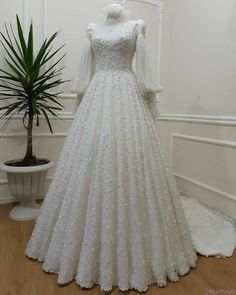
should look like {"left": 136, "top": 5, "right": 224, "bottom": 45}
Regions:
{"left": 95, "top": 68, "right": 134, "bottom": 73}
{"left": 94, "top": 68, "right": 137, "bottom": 80}
{"left": 95, "top": 60, "right": 133, "bottom": 73}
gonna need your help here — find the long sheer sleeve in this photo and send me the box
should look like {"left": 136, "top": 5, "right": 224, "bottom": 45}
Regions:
{"left": 134, "top": 19, "right": 163, "bottom": 119}
{"left": 71, "top": 23, "right": 95, "bottom": 98}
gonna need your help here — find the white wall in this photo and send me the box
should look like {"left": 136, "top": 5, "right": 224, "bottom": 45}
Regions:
{"left": 160, "top": 0, "right": 236, "bottom": 116}
{"left": 158, "top": 0, "right": 236, "bottom": 218}
{"left": 0, "top": 0, "right": 162, "bottom": 203}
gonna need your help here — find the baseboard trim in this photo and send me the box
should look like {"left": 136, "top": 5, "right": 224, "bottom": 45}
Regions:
{"left": 0, "top": 196, "right": 44, "bottom": 204}
{"left": 174, "top": 173, "right": 236, "bottom": 219}
{"left": 0, "top": 196, "right": 19, "bottom": 204}
{"left": 174, "top": 173, "right": 236, "bottom": 202}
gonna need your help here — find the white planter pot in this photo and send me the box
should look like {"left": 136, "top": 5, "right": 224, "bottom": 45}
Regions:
{"left": 0, "top": 160, "right": 54, "bottom": 221}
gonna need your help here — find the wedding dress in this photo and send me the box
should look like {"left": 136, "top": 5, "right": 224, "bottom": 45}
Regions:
{"left": 25, "top": 13, "right": 236, "bottom": 292}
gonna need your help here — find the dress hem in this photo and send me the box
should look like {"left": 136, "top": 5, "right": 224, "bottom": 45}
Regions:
{"left": 25, "top": 250, "right": 198, "bottom": 292}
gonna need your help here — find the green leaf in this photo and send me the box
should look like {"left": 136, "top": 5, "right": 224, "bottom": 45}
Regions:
{"left": 0, "top": 83, "right": 18, "bottom": 92}
{"left": 35, "top": 67, "right": 64, "bottom": 85}
{"left": 0, "top": 78, "right": 21, "bottom": 89}
{"left": 4, "top": 22, "right": 13, "bottom": 47}
{"left": 0, "top": 100, "right": 23, "bottom": 115}
{"left": 46, "top": 53, "right": 66, "bottom": 72}
{"left": 17, "top": 103, "right": 28, "bottom": 113}
{"left": 33, "top": 69, "right": 58, "bottom": 88}
{"left": 34, "top": 78, "right": 65, "bottom": 95}
{"left": 41, "top": 43, "right": 66, "bottom": 66}
{"left": 10, "top": 22, "right": 24, "bottom": 59}
{"left": 4, "top": 58, "right": 24, "bottom": 78}
{"left": 37, "top": 104, "right": 60, "bottom": 117}
{"left": 0, "top": 78, "right": 27, "bottom": 98}
{"left": 0, "top": 68, "right": 18, "bottom": 80}
{"left": 36, "top": 102, "right": 62, "bottom": 111}
{"left": 32, "top": 31, "right": 59, "bottom": 74}
{"left": 31, "top": 38, "right": 47, "bottom": 78}
{"left": 27, "top": 21, "right": 33, "bottom": 70}
{"left": 0, "top": 36, "right": 26, "bottom": 74}
{"left": 16, "top": 15, "right": 27, "bottom": 60}
{"left": 0, "top": 110, "right": 18, "bottom": 133}
{"left": 40, "top": 45, "right": 53, "bottom": 64}
{"left": 39, "top": 93, "right": 64, "bottom": 108}
{"left": 1, "top": 20, "right": 27, "bottom": 71}
{"left": 0, "top": 75, "right": 18, "bottom": 82}
{"left": 0, "top": 92, "right": 18, "bottom": 97}
{"left": 39, "top": 107, "right": 53, "bottom": 133}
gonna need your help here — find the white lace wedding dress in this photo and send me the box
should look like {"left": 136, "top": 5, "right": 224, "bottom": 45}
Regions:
{"left": 25, "top": 18, "right": 236, "bottom": 292}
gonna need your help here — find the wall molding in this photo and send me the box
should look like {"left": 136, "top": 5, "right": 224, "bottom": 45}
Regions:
{"left": 157, "top": 113, "right": 236, "bottom": 126}
{"left": 58, "top": 93, "right": 79, "bottom": 100}
{"left": 0, "top": 111, "right": 75, "bottom": 121}
{"left": 0, "top": 132, "right": 68, "bottom": 138}
{"left": 172, "top": 133, "right": 236, "bottom": 148}
{"left": 128, "top": 0, "right": 163, "bottom": 8}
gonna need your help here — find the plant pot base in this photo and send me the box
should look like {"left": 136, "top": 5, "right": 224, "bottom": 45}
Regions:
{"left": 1, "top": 160, "right": 54, "bottom": 221}
{"left": 9, "top": 200, "right": 40, "bottom": 221}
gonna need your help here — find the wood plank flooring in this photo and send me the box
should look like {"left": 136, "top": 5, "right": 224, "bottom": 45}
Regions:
{"left": 0, "top": 201, "right": 235, "bottom": 295}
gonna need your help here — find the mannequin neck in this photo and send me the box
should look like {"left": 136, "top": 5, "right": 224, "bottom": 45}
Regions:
{"left": 104, "top": 4, "right": 127, "bottom": 25}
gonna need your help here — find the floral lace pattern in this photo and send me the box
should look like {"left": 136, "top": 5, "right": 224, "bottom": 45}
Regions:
{"left": 25, "top": 19, "right": 198, "bottom": 292}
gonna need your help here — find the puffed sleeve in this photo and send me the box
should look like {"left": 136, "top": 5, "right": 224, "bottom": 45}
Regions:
{"left": 134, "top": 19, "right": 163, "bottom": 119}
{"left": 71, "top": 22, "right": 96, "bottom": 97}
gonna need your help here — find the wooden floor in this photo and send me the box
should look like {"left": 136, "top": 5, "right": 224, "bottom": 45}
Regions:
{"left": 0, "top": 202, "right": 236, "bottom": 295}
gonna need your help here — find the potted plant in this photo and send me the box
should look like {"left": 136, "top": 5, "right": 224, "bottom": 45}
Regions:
{"left": 0, "top": 15, "right": 67, "bottom": 221}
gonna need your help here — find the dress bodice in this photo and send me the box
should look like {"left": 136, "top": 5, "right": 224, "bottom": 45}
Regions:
{"left": 87, "top": 20, "right": 142, "bottom": 73}
{"left": 71, "top": 17, "right": 162, "bottom": 118}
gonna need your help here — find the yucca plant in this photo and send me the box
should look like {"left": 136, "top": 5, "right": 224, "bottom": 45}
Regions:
{"left": 0, "top": 15, "right": 67, "bottom": 166}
